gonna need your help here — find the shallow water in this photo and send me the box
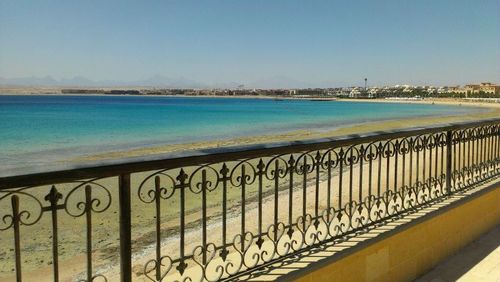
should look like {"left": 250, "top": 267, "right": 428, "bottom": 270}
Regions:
{"left": 0, "top": 94, "right": 482, "bottom": 172}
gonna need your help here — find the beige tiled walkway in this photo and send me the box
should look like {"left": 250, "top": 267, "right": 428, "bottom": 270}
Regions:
{"left": 416, "top": 224, "right": 500, "bottom": 282}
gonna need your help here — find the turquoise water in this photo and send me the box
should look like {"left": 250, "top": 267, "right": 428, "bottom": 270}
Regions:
{"left": 0, "top": 95, "right": 482, "bottom": 172}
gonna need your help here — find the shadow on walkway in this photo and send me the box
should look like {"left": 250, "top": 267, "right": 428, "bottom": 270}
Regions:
{"left": 416, "top": 224, "right": 500, "bottom": 282}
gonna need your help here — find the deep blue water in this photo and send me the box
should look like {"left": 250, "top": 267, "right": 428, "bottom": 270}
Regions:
{"left": 0, "top": 95, "right": 482, "bottom": 172}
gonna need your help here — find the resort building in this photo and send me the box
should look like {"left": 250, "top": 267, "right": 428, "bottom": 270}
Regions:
{"left": 349, "top": 87, "right": 363, "bottom": 98}
{"left": 437, "top": 86, "right": 448, "bottom": 94}
{"left": 367, "top": 87, "right": 380, "bottom": 97}
{"left": 447, "top": 85, "right": 467, "bottom": 94}
{"left": 463, "top": 82, "right": 500, "bottom": 94}
{"left": 464, "top": 84, "right": 481, "bottom": 93}
{"left": 479, "top": 82, "right": 500, "bottom": 94}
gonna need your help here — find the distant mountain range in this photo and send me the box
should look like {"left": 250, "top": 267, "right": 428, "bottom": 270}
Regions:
{"left": 0, "top": 75, "right": 207, "bottom": 88}
{"left": 0, "top": 75, "right": 313, "bottom": 89}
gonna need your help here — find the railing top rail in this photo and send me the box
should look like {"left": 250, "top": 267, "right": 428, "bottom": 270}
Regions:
{"left": 1, "top": 117, "right": 499, "bottom": 190}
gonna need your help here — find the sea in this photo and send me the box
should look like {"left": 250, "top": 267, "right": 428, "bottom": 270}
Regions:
{"left": 0, "top": 94, "right": 483, "bottom": 174}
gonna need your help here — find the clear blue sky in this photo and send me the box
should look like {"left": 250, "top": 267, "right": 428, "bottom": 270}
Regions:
{"left": 0, "top": 0, "right": 499, "bottom": 87}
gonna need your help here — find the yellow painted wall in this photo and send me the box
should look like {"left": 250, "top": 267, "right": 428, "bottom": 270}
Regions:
{"left": 294, "top": 186, "right": 500, "bottom": 282}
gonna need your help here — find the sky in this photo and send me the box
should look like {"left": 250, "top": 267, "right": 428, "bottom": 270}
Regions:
{"left": 0, "top": 0, "right": 499, "bottom": 88}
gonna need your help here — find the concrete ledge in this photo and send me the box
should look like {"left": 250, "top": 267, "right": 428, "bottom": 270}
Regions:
{"left": 279, "top": 182, "right": 500, "bottom": 282}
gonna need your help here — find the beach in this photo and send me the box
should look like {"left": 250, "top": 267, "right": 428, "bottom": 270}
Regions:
{"left": 0, "top": 97, "right": 498, "bottom": 281}
{"left": 0, "top": 95, "right": 489, "bottom": 175}
{"left": 72, "top": 97, "right": 500, "bottom": 163}
{"left": 2, "top": 1, "right": 499, "bottom": 280}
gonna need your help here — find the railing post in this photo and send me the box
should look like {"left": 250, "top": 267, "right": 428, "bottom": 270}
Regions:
{"left": 11, "top": 195, "right": 22, "bottom": 282}
{"left": 446, "top": 130, "right": 453, "bottom": 195}
{"left": 119, "top": 173, "right": 132, "bottom": 282}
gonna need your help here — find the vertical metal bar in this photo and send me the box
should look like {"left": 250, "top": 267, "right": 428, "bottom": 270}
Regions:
{"left": 493, "top": 127, "right": 496, "bottom": 166}
{"left": 241, "top": 165, "right": 246, "bottom": 251}
{"left": 493, "top": 128, "right": 496, "bottom": 165}
{"left": 452, "top": 133, "right": 457, "bottom": 187}
{"left": 154, "top": 176, "right": 161, "bottom": 280}
{"left": 428, "top": 138, "right": 433, "bottom": 188}
{"left": 46, "top": 186, "right": 61, "bottom": 282}
{"left": 487, "top": 128, "right": 490, "bottom": 169}
{"left": 495, "top": 128, "right": 500, "bottom": 161}
{"left": 495, "top": 128, "right": 498, "bottom": 164}
{"left": 401, "top": 144, "right": 406, "bottom": 190}
{"left": 476, "top": 130, "right": 480, "bottom": 172}
{"left": 461, "top": 134, "right": 466, "bottom": 173}
{"left": 339, "top": 149, "right": 344, "bottom": 209}
{"left": 220, "top": 164, "right": 228, "bottom": 259}
{"left": 119, "top": 174, "right": 132, "bottom": 282}
{"left": 467, "top": 129, "right": 472, "bottom": 178}
{"left": 314, "top": 153, "right": 320, "bottom": 225}
{"left": 484, "top": 129, "right": 487, "bottom": 167}
{"left": 85, "top": 185, "right": 93, "bottom": 282}
{"left": 423, "top": 137, "right": 427, "bottom": 186}
{"left": 349, "top": 148, "right": 354, "bottom": 204}
{"left": 479, "top": 130, "right": 483, "bottom": 172}
{"left": 409, "top": 139, "right": 414, "bottom": 187}
{"left": 177, "top": 169, "right": 188, "bottom": 274}
{"left": 484, "top": 128, "right": 488, "bottom": 171}
{"left": 480, "top": 131, "right": 484, "bottom": 172}
{"left": 302, "top": 158, "right": 307, "bottom": 230}
{"left": 327, "top": 153, "right": 332, "bottom": 222}
{"left": 494, "top": 127, "right": 498, "bottom": 165}
{"left": 12, "top": 195, "right": 22, "bottom": 282}
{"left": 490, "top": 127, "right": 494, "bottom": 168}
{"left": 258, "top": 159, "right": 264, "bottom": 239}
{"left": 288, "top": 156, "right": 294, "bottom": 233}
{"left": 487, "top": 127, "right": 494, "bottom": 167}
{"left": 446, "top": 130, "right": 453, "bottom": 194}
{"left": 368, "top": 147, "right": 373, "bottom": 205}
{"left": 385, "top": 144, "right": 390, "bottom": 193}
{"left": 497, "top": 127, "right": 500, "bottom": 164}
{"left": 490, "top": 128, "right": 495, "bottom": 171}
{"left": 440, "top": 138, "right": 448, "bottom": 193}
{"left": 484, "top": 128, "right": 487, "bottom": 171}
{"left": 359, "top": 146, "right": 364, "bottom": 203}
{"left": 495, "top": 128, "right": 498, "bottom": 165}
{"left": 461, "top": 132, "right": 465, "bottom": 184}
{"left": 416, "top": 142, "right": 420, "bottom": 185}
{"left": 377, "top": 144, "right": 382, "bottom": 198}
{"left": 472, "top": 131, "right": 476, "bottom": 178}
{"left": 394, "top": 142, "right": 398, "bottom": 192}
{"left": 478, "top": 129, "right": 482, "bottom": 170}
{"left": 496, "top": 128, "right": 499, "bottom": 164}
{"left": 201, "top": 170, "right": 207, "bottom": 265}
{"left": 487, "top": 128, "right": 492, "bottom": 171}
{"left": 434, "top": 138, "right": 438, "bottom": 188}
{"left": 274, "top": 160, "right": 279, "bottom": 238}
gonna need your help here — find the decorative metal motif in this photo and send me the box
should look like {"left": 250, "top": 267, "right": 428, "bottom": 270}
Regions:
{"left": 0, "top": 180, "right": 111, "bottom": 282}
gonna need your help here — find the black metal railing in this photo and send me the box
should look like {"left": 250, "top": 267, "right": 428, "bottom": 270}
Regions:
{"left": 0, "top": 119, "right": 499, "bottom": 281}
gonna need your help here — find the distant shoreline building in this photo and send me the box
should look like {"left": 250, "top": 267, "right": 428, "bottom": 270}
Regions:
{"left": 451, "top": 82, "right": 500, "bottom": 95}
{"left": 477, "top": 82, "right": 500, "bottom": 94}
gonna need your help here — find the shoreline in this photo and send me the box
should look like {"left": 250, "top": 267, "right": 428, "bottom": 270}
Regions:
{"left": 1, "top": 90, "right": 499, "bottom": 105}
{"left": 0, "top": 94, "right": 498, "bottom": 174}
{"left": 347, "top": 97, "right": 500, "bottom": 108}
{"left": 72, "top": 100, "right": 498, "bottom": 163}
